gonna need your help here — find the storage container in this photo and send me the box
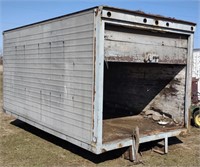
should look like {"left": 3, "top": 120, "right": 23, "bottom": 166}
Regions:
{"left": 3, "top": 6, "right": 196, "bottom": 160}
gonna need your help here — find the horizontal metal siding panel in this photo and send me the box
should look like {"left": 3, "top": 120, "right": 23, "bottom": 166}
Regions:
{"left": 5, "top": 94, "right": 91, "bottom": 126}
{"left": 4, "top": 24, "right": 93, "bottom": 44}
{"left": 4, "top": 38, "right": 93, "bottom": 52}
{"left": 4, "top": 76, "right": 93, "bottom": 94}
{"left": 4, "top": 103, "right": 91, "bottom": 141}
{"left": 4, "top": 33, "right": 94, "bottom": 48}
{"left": 4, "top": 78, "right": 92, "bottom": 92}
{"left": 104, "top": 27, "right": 188, "bottom": 64}
{"left": 4, "top": 66, "right": 93, "bottom": 73}
{"left": 105, "top": 29, "right": 188, "bottom": 48}
{"left": 4, "top": 43, "right": 93, "bottom": 55}
{"left": 4, "top": 11, "right": 94, "bottom": 40}
{"left": 4, "top": 57, "right": 93, "bottom": 64}
{"left": 5, "top": 62, "right": 91, "bottom": 68}
{"left": 4, "top": 67, "right": 93, "bottom": 76}
{"left": 4, "top": 86, "right": 92, "bottom": 110}
{"left": 105, "top": 40, "right": 187, "bottom": 63}
{"left": 4, "top": 98, "right": 92, "bottom": 130}
{"left": 4, "top": 16, "right": 94, "bottom": 48}
{"left": 4, "top": 74, "right": 92, "bottom": 85}
{"left": 4, "top": 84, "right": 92, "bottom": 106}
{"left": 3, "top": 10, "right": 94, "bottom": 144}
{"left": 4, "top": 82, "right": 92, "bottom": 104}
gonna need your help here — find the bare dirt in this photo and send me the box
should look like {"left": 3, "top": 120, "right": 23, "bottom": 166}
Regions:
{"left": 0, "top": 66, "right": 200, "bottom": 167}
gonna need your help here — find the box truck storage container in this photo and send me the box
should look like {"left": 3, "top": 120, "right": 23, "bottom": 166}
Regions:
{"left": 3, "top": 6, "right": 196, "bottom": 161}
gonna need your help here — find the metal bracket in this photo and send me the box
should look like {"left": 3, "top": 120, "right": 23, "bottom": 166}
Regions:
{"left": 152, "top": 137, "right": 168, "bottom": 154}
{"left": 130, "top": 126, "right": 140, "bottom": 162}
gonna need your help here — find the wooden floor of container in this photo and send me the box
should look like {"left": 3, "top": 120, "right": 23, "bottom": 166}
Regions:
{"left": 103, "top": 115, "right": 182, "bottom": 143}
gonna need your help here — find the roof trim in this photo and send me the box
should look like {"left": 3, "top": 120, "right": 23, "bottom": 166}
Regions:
{"left": 103, "top": 6, "right": 196, "bottom": 26}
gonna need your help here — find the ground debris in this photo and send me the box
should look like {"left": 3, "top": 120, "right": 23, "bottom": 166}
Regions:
{"left": 142, "top": 109, "right": 175, "bottom": 125}
{"left": 152, "top": 113, "right": 162, "bottom": 121}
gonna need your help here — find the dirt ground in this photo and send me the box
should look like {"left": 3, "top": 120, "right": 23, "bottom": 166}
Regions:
{"left": 0, "top": 67, "right": 200, "bottom": 167}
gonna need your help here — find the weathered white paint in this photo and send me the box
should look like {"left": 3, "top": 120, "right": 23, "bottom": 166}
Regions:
{"left": 193, "top": 49, "right": 200, "bottom": 100}
{"left": 104, "top": 25, "right": 188, "bottom": 64}
{"left": 3, "top": 10, "right": 95, "bottom": 145}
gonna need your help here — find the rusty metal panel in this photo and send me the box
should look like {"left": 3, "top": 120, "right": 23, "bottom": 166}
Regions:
{"left": 104, "top": 24, "right": 188, "bottom": 64}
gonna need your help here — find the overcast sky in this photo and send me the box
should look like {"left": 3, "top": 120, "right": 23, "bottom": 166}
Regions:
{"left": 0, "top": 0, "right": 200, "bottom": 51}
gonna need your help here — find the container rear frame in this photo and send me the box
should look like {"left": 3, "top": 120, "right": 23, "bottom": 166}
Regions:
{"left": 93, "top": 7, "right": 195, "bottom": 156}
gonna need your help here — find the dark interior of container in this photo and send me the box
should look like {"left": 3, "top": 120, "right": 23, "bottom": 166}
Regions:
{"left": 103, "top": 62, "right": 184, "bottom": 119}
{"left": 102, "top": 62, "right": 185, "bottom": 143}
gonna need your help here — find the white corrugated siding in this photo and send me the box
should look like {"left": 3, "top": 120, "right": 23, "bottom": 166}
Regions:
{"left": 193, "top": 50, "right": 200, "bottom": 78}
{"left": 193, "top": 50, "right": 200, "bottom": 98}
{"left": 3, "top": 10, "right": 94, "bottom": 144}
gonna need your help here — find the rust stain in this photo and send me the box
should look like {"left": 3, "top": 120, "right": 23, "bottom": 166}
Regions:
{"left": 118, "top": 143, "right": 123, "bottom": 148}
{"left": 101, "top": 148, "right": 107, "bottom": 153}
{"left": 192, "top": 77, "right": 199, "bottom": 104}
{"left": 162, "top": 85, "right": 178, "bottom": 97}
{"left": 105, "top": 56, "right": 135, "bottom": 62}
{"left": 103, "top": 115, "right": 183, "bottom": 143}
{"left": 161, "top": 78, "right": 181, "bottom": 97}
{"left": 170, "top": 78, "right": 181, "bottom": 85}
{"left": 92, "top": 35, "right": 96, "bottom": 133}
{"left": 159, "top": 59, "right": 186, "bottom": 64}
{"left": 94, "top": 8, "right": 101, "bottom": 16}
{"left": 105, "top": 56, "right": 187, "bottom": 64}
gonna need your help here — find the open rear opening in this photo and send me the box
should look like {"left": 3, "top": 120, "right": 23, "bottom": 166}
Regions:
{"left": 102, "top": 23, "right": 188, "bottom": 143}
{"left": 103, "top": 62, "right": 186, "bottom": 143}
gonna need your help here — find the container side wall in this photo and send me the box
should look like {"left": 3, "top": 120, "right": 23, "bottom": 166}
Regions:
{"left": 3, "top": 10, "right": 94, "bottom": 145}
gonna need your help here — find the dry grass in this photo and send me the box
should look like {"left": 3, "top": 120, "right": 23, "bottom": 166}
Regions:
{"left": 0, "top": 66, "right": 200, "bottom": 167}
